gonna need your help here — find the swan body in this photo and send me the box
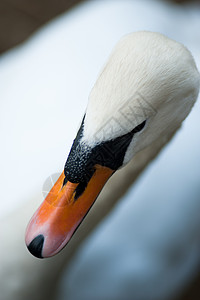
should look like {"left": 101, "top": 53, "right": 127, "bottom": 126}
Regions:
{"left": 25, "top": 31, "right": 200, "bottom": 258}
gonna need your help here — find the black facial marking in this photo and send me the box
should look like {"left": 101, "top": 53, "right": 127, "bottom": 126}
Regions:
{"left": 64, "top": 115, "right": 95, "bottom": 184}
{"left": 74, "top": 181, "right": 89, "bottom": 200}
{"left": 64, "top": 116, "right": 146, "bottom": 189}
{"left": 62, "top": 176, "right": 68, "bottom": 187}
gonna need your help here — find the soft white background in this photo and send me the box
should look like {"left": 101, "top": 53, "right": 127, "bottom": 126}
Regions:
{"left": 0, "top": 0, "right": 200, "bottom": 299}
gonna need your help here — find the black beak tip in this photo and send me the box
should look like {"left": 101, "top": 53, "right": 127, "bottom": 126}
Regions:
{"left": 27, "top": 234, "right": 44, "bottom": 259}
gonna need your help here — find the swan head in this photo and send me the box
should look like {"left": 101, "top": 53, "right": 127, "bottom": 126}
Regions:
{"left": 25, "top": 31, "right": 200, "bottom": 258}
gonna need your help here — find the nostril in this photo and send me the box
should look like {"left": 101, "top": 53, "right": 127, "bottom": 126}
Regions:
{"left": 27, "top": 234, "right": 44, "bottom": 258}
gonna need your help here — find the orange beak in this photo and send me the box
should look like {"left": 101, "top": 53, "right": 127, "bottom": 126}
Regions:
{"left": 25, "top": 165, "right": 114, "bottom": 258}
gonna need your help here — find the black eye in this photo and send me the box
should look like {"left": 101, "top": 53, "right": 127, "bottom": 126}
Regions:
{"left": 133, "top": 120, "right": 146, "bottom": 133}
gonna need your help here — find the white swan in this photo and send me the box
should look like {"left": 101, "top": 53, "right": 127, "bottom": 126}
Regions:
{"left": 25, "top": 31, "right": 200, "bottom": 258}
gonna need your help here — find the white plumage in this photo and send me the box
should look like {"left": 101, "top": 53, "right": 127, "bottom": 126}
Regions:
{"left": 83, "top": 31, "right": 199, "bottom": 166}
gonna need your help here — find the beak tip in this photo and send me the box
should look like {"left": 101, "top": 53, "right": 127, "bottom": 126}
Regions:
{"left": 27, "top": 234, "right": 44, "bottom": 259}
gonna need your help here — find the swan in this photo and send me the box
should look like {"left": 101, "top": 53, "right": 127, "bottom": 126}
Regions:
{"left": 25, "top": 31, "right": 200, "bottom": 259}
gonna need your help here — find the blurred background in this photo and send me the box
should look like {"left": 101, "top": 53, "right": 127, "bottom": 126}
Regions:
{"left": 0, "top": 0, "right": 200, "bottom": 300}
{"left": 0, "top": 0, "right": 194, "bottom": 53}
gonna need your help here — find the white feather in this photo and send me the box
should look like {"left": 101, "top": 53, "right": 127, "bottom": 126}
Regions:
{"left": 83, "top": 31, "right": 199, "bottom": 167}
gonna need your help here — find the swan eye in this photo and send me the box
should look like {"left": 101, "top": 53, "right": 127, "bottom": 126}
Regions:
{"left": 133, "top": 120, "right": 146, "bottom": 133}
